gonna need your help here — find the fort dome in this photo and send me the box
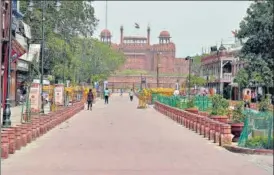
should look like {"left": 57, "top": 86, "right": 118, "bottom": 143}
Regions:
{"left": 100, "top": 29, "right": 111, "bottom": 37}
{"left": 159, "top": 30, "right": 170, "bottom": 38}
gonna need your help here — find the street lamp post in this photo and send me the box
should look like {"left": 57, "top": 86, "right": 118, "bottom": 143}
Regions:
{"left": 185, "top": 56, "right": 192, "bottom": 100}
{"left": 27, "top": 0, "right": 61, "bottom": 114}
{"left": 2, "top": 2, "right": 13, "bottom": 127}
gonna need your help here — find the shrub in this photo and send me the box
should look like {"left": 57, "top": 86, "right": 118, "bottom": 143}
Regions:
{"left": 258, "top": 97, "right": 270, "bottom": 112}
{"left": 245, "top": 136, "right": 273, "bottom": 149}
{"left": 210, "top": 94, "right": 229, "bottom": 115}
{"left": 232, "top": 101, "right": 246, "bottom": 123}
{"left": 187, "top": 97, "right": 196, "bottom": 108}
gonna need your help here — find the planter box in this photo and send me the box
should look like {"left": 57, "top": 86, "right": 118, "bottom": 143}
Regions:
{"left": 210, "top": 115, "right": 228, "bottom": 124}
{"left": 185, "top": 108, "right": 199, "bottom": 114}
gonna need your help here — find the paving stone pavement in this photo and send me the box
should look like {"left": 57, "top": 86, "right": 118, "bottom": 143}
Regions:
{"left": 1, "top": 95, "right": 273, "bottom": 175}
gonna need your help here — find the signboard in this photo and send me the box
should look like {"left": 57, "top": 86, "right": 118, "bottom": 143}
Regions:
{"left": 33, "top": 79, "right": 50, "bottom": 85}
{"left": 27, "top": 44, "right": 41, "bottom": 62}
{"left": 55, "top": 84, "right": 64, "bottom": 105}
{"left": 16, "top": 33, "right": 28, "bottom": 61}
{"left": 20, "top": 21, "right": 32, "bottom": 39}
{"left": 29, "top": 83, "right": 41, "bottom": 113}
{"left": 17, "top": 60, "right": 29, "bottom": 71}
{"left": 11, "top": 38, "right": 27, "bottom": 61}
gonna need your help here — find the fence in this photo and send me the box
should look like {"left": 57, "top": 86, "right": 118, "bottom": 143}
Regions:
{"left": 238, "top": 109, "right": 273, "bottom": 149}
{"left": 194, "top": 95, "right": 212, "bottom": 111}
{"left": 152, "top": 94, "right": 212, "bottom": 111}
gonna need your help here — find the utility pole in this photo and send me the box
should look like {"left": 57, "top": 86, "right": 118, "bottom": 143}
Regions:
{"left": 40, "top": 0, "right": 45, "bottom": 114}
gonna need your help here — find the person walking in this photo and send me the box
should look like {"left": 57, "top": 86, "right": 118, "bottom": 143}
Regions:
{"left": 104, "top": 87, "right": 110, "bottom": 104}
{"left": 120, "top": 88, "right": 123, "bottom": 96}
{"left": 129, "top": 89, "right": 134, "bottom": 101}
{"left": 87, "top": 89, "right": 94, "bottom": 110}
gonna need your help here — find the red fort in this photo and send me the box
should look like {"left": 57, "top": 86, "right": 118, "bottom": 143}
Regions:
{"left": 100, "top": 26, "right": 189, "bottom": 89}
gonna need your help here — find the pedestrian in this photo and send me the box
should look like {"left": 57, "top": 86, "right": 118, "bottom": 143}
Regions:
{"left": 129, "top": 89, "right": 134, "bottom": 101}
{"left": 87, "top": 89, "right": 94, "bottom": 110}
{"left": 120, "top": 88, "right": 123, "bottom": 96}
{"left": 243, "top": 90, "right": 251, "bottom": 108}
{"left": 104, "top": 87, "right": 110, "bottom": 104}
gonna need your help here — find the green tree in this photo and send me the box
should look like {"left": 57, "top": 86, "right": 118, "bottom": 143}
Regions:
{"left": 237, "top": 0, "right": 273, "bottom": 89}
{"left": 19, "top": 1, "right": 125, "bottom": 84}
{"left": 186, "top": 74, "right": 206, "bottom": 88}
{"left": 234, "top": 69, "right": 249, "bottom": 88}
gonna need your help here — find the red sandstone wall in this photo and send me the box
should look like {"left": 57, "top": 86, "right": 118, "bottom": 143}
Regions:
{"left": 107, "top": 75, "right": 186, "bottom": 88}
{"left": 108, "top": 75, "right": 185, "bottom": 83}
{"left": 123, "top": 56, "right": 146, "bottom": 70}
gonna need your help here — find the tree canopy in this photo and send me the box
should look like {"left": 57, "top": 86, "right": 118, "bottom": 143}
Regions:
{"left": 236, "top": 0, "right": 273, "bottom": 88}
{"left": 20, "top": 1, "right": 125, "bottom": 84}
{"left": 184, "top": 74, "right": 206, "bottom": 88}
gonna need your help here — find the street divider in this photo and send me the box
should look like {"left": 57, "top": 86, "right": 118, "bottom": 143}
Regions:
{"left": 1, "top": 102, "right": 84, "bottom": 159}
{"left": 154, "top": 101, "right": 232, "bottom": 147}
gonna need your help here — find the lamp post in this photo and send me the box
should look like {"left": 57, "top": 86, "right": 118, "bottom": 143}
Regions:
{"left": 185, "top": 56, "right": 192, "bottom": 100}
{"left": 27, "top": 0, "right": 61, "bottom": 114}
{"left": 2, "top": 2, "right": 13, "bottom": 127}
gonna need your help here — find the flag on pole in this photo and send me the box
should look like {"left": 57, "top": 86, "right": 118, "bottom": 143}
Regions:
{"left": 231, "top": 30, "right": 237, "bottom": 37}
{"left": 135, "top": 23, "right": 140, "bottom": 29}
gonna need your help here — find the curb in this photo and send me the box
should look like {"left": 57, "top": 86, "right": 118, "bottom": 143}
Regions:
{"left": 223, "top": 145, "right": 274, "bottom": 155}
{"left": 1, "top": 102, "right": 85, "bottom": 159}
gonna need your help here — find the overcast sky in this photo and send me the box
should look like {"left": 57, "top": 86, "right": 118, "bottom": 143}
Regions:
{"left": 92, "top": 1, "right": 251, "bottom": 58}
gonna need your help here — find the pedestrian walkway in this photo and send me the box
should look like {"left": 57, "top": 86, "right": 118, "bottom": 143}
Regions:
{"left": 1, "top": 103, "right": 51, "bottom": 127}
{"left": 1, "top": 105, "right": 23, "bottom": 126}
{"left": 1, "top": 96, "right": 273, "bottom": 175}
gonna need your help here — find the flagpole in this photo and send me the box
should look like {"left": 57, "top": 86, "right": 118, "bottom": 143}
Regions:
{"left": 105, "top": 0, "right": 108, "bottom": 29}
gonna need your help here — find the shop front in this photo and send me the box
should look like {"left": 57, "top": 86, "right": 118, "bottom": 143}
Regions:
{"left": 16, "top": 59, "right": 29, "bottom": 105}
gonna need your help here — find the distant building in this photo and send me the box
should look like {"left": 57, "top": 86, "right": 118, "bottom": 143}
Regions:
{"left": 100, "top": 25, "right": 189, "bottom": 89}
{"left": 100, "top": 26, "right": 189, "bottom": 74}
{"left": 201, "top": 40, "right": 245, "bottom": 99}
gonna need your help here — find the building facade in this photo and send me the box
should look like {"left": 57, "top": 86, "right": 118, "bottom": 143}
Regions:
{"left": 1, "top": 0, "right": 31, "bottom": 106}
{"left": 100, "top": 26, "right": 189, "bottom": 88}
{"left": 201, "top": 41, "right": 245, "bottom": 99}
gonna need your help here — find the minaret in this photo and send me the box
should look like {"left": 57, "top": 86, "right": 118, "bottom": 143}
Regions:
{"left": 120, "top": 25, "right": 123, "bottom": 44}
{"left": 147, "top": 25, "right": 150, "bottom": 45}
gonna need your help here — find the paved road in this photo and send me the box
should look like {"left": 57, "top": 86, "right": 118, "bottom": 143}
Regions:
{"left": 2, "top": 95, "right": 273, "bottom": 175}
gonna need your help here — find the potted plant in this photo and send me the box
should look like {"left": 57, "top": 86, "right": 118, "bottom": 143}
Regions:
{"left": 185, "top": 97, "right": 199, "bottom": 114}
{"left": 209, "top": 94, "right": 229, "bottom": 123}
{"left": 230, "top": 101, "right": 245, "bottom": 142}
